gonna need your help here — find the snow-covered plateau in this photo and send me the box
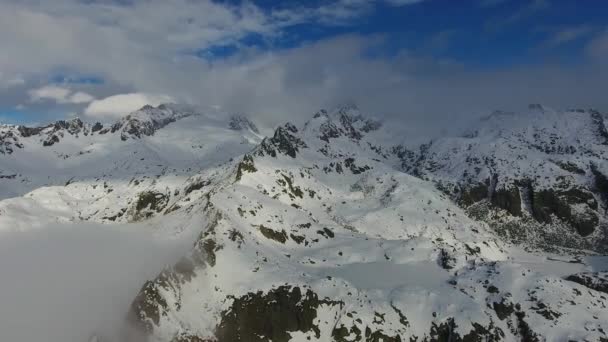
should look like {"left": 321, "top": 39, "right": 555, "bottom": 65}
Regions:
{"left": 0, "top": 103, "right": 607, "bottom": 342}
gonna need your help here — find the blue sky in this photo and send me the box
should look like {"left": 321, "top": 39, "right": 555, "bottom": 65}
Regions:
{"left": 195, "top": 0, "right": 607, "bottom": 66}
{"left": 0, "top": 0, "right": 607, "bottom": 129}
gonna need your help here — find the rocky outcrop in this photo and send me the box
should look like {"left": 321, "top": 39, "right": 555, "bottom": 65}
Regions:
{"left": 235, "top": 154, "right": 257, "bottom": 181}
{"left": 531, "top": 188, "right": 598, "bottom": 236}
{"left": 309, "top": 105, "right": 381, "bottom": 143}
{"left": 129, "top": 191, "right": 169, "bottom": 221}
{"left": 565, "top": 272, "right": 608, "bottom": 294}
{"left": 215, "top": 286, "right": 341, "bottom": 342}
{"left": 257, "top": 124, "right": 307, "bottom": 158}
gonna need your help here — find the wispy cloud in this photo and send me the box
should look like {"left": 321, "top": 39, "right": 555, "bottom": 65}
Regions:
{"left": 28, "top": 85, "right": 95, "bottom": 104}
{"left": 84, "top": 93, "right": 174, "bottom": 120}
{"left": 542, "top": 25, "right": 594, "bottom": 48}
{"left": 485, "top": 0, "right": 551, "bottom": 32}
{"left": 0, "top": 0, "right": 606, "bottom": 138}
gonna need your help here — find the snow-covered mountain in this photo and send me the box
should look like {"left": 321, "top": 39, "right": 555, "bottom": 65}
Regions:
{"left": 0, "top": 104, "right": 262, "bottom": 201}
{"left": 396, "top": 105, "right": 608, "bottom": 253}
{"left": 0, "top": 104, "right": 607, "bottom": 341}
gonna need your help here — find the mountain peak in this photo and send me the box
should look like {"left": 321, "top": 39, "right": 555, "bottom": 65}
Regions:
{"left": 228, "top": 114, "right": 260, "bottom": 134}
{"left": 117, "top": 103, "right": 198, "bottom": 141}
{"left": 304, "top": 104, "right": 381, "bottom": 142}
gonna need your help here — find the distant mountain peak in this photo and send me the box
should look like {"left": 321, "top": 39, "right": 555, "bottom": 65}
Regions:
{"left": 115, "top": 103, "right": 198, "bottom": 141}
{"left": 305, "top": 104, "right": 381, "bottom": 142}
{"left": 228, "top": 114, "right": 260, "bottom": 134}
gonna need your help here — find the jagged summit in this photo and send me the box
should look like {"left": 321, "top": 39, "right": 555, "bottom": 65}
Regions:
{"left": 0, "top": 103, "right": 223, "bottom": 153}
{"left": 228, "top": 114, "right": 260, "bottom": 134}
{"left": 111, "top": 103, "right": 199, "bottom": 141}
{"left": 303, "top": 104, "right": 382, "bottom": 143}
{"left": 0, "top": 116, "right": 94, "bottom": 154}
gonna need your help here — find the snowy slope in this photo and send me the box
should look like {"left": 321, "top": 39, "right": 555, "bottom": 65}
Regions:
{"left": 120, "top": 105, "right": 608, "bottom": 342}
{"left": 0, "top": 104, "right": 263, "bottom": 233}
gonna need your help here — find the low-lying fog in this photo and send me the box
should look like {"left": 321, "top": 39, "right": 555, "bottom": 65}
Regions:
{"left": 0, "top": 222, "right": 192, "bottom": 342}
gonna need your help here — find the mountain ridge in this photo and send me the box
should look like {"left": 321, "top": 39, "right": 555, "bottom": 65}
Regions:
{"left": 1, "top": 103, "right": 607, "bottom": 341}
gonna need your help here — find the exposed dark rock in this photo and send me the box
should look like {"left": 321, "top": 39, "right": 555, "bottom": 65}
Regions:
{"left": 91, "top": 122, "right": 103, "bottom": 132}
{"left": 215, "top": 286, "right": 342, "bottom": 342}
{"left": 332, "top": 324, "right": 362, "bottom": 342}
{"left": 135, "top": 191, "right": 168, "bottom": 213}
{"left": 128, "top": 273, "right": 171, "bottom": 333}
{"left": 284, "top": 122, "right": 298, "bottom": 133}
{"left": 130, "top": 191, "right": 169, "bottom": 221}
{"left": 42, "top": 134, "right": 60, "bottom": 146}
{"left": 277, "top": 174, "right": 303, "bottom": 199}
{"left": 459, "top": 182, "right": 489, "bottom": 207}
{"left": 235, "top": 155, "right": 257, "bottom": 181}
{"left": 184, "top": 179, "right": 211, "bottom": 195}
{"left": 195, "top": 238, "right": 221, "bottom": 267}
{"left": 428, "top": 318, "right": 504, "bottom": 342}
{"left": 531, "top": 188, "right": 598, "bottom": 236}
{"left": 344, "top": 157, "right": 371, "bottom": 174}
{"left": 259, "top": 225, "right": 288, "bottom": 244}
{"left": 565, "top": 272, "right": 608, "bottom": 294}
{"left": 316, "top": 227, "right": 334, "bottom": 239}
{"left": 591, "top": 164, "right": 608, "bottom": 200}
{"left": 492, "top": 298, "right": 514, "bottom": 320}
{"left": 515, "top": 311, "right": 540, "bottom": 342}
{"left": 259, "top": 125, "right": 307, "bottom": 158}
{"left": 491, "top": 186, "right": 522, "bottom": 217}
{"left": 552, "top": 160, "right": 585, "bottom": 175}
{"left": 365, "top": 328, "right": 402, "bottom": 342}
{"left": 17, "top": 125, "right": 44, "bottom": 137}
{"left": 590, "top": 110, "right": 608, "bottom": 145}
{"left": 438, "top": 248, "right": 456, "bottom": 270}
{"left": 118, "top": 104, "right": 195, "bottom": 141}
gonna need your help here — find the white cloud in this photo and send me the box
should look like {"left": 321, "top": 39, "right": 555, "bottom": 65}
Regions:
{"left": 28, "top": 85, "right": 95, "bottom": 104}
{"left": 0, "top": 0, "right": 426, "bottom": 99}
{"left": 69, "top": 91, "right": 96, "bottom": 104}
{"left": 29, "top": 85, "right": 71, "bottom": 103}
{"left": 0, "top": 0, "right": 606, "bottom": 139}
{"left": 0, "top": 222, "right": 190, "bottom": 342}
{"left": 0, "top": 74, "right": 26, "bottom": 88}
{"left": 84, "top": 93, "right": 174, "bottom": 120}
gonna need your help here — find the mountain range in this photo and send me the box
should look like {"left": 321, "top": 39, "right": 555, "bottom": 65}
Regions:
{"left": 1, "top": 103, "right": 607, "bottom": 342}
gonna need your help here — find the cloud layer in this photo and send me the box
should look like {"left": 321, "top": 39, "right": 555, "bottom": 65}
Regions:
{"left": 85, "top": 93, "right": 174, "bottom": 120}
{"left": 0, "top": 222, "right": 191, "bottom": 342}
{"left": 0, "top": 0, "right": 607, "bottom": 137}
{"left": 29, "top": 85, "right": 95, "bottom": 104}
